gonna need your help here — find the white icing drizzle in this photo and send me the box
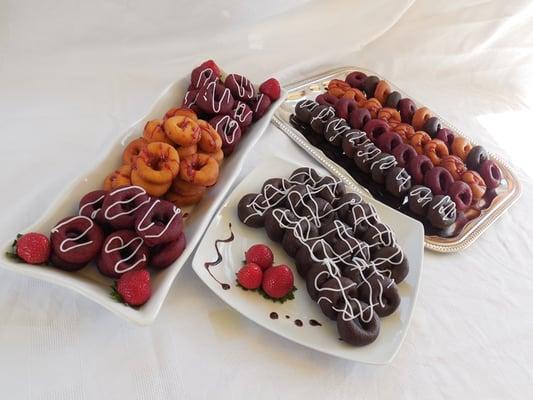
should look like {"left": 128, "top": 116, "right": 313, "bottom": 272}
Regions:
{"left": 233, "top": 102, "right": 252, "bottom": 123}
{"left": 184, "top": 90, "right": 199, "bottom": 107}
{"left": 310, "top": 106, "right": 335, "bottom": 125}
{"left": 104, "top": 235, "right": 146, "bottom": 274}
{"left": 79, "top": 194, "right": 105, "bottom": 219}
{"left": 201, "top": 81, "right": 232, "bottom": 113}
{"left": 194, "top": 66, "right": 215, "bottom": 89}
{"left": 253, "top": 94, "right": 268, "bottom": 113}
{"left": 103, "top": 186, "right": 150, "bottom": 221}
{"left": 409, "top": 186, "right": 433, "bottom": 207}
{"left": 432, "top": 195, "right": 456, "bottom": 221}
{"left": 394, "top": 169, "right": 411, "bottom": 193}
{"left": 136, "top": 200, "right": 182, "bottom": 239}
{"left": 215, "top": 115, "right": 240, "bottom": 144}
{"left": 230, "top": 75, "right": 254, "bottom": 100}
{"left": 51, "top": 215, "right": 94, "bottom": 253}
{"left": 346, "top": 130, "right": 369, "bottom": 145}
{"left": 325, "top": 118, "right": 350, "bottom": 142}
{"left": 297, "top": 99, "right": 319, "bottom": 114}
{"left": 356, "top": 143, "right": 381, "bottom": 160}
{"left": 371, "top": 154, "right": 397, "bottom": 172}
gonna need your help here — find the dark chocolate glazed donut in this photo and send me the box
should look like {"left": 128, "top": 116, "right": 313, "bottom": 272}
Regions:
{"left": 346, "top": 71, "right": 367, "bottom": 89}
{"left": 336, "top": 300, "right": 380, "bottom": 346}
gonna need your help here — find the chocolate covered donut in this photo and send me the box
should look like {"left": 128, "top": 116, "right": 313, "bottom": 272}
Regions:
{"left": 384, "top": 91, "right": 402, "bottom": 109}
{"left": 196, "top": 81, "right": 234, "bottom": 114}
{"left": 79, "top": 190, "right": 108, "bottom": 226}
{"left": 466, "top": 145, "right": 489, "bottom": 171}
{"left": 358, "top": 274, "right": 400, "bottom": 317}
{"left": 334, "top": 98, "right": 357, "bottom": 120}
{"left": 407, "top": 154, "right": 433, "bottom": 185}
{"left": 385, "top": 167, "right": 412, "bottom": 198}
{"left": 324, "top": 117, "right": 350, "bottom": 146}
{"left": 376, "top": 131, "right": 403, "bottom": 153}
{"left": 426, "top": 195, "right": 457, "bottom": 229}
{"left": 238, "top": 193, "right": 266, "bottom": 227}
{"left": 228, "top": 101, "right": 253, "bottom": 128}
{"left": 479, "top": 160, "right": 502, "bottom": 189}
{"left": 392, "top": 143, "right": 417, "bottom": 168}
{"left": 372, "top": 245, "right": 409, "bottom": 284}
{"left": 348, "top": 108, "right": 371, "bottom": 129}
{"left": 398, "top": 98, "right": 416, "bottom": 124}
{"left": 346, "top": 71, "right": 367, "bottom": 89}
{"left": 316, "top": 93, "right": 339, "bottom": 107}
{"left": 370, "top": 153, "right": 397, "bottom": 185}
{"left": 336, "top": 300, "right": 380, "bottom": 346}
{"left": 342, "top": 129, "right": 369, "bottom": 157}
{"left": 361, "top": 76, "right": 380, "bottom": 97}
{"left": 407, "top": 185, "right": 433, "bottom": 216}
{"left": 210, "top": 115, "right": 241, "bottom": 155}
{"left": 224, "top": 73, "right": 255, "bottom": 101}
{"left": 309, "top": 105, "right": 336, "bottom": 134}
{"left": 134, "top": 199, "right": 183, "bottom": 247}
{"left": 295, "top": 99, "right": 319, "bottom": 123}
{"left": 318, "top": 277, "right": 357, "bottom": 320}
{"left": 423, "top": 116, "right": 442, "bottom": 138}
{"left": 354, "top": 142, "right": 382, "bottom": 173}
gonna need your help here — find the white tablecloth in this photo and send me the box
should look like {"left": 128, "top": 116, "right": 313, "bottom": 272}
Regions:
{"left": 1, "top": 0, "right": 533, "bottom": 398}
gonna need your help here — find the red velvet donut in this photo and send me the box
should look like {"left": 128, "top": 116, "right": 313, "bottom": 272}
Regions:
{"left": 50, "top": 215, "right": 104, "bottom": 265}
{"left": 376, "top": 131, "right": 403, "bottom": 153}
{"left": 209, "top": 115, "right": 242, "bottom": 155}
{"left": 249, "top": 93, "right": 272, "bottom": 121}
{"left": 150, "top": 233, "right": 187, "bottom": 269}
{"left": 227, "top": 101, "right": 253, "bottom": 128}
{"left": 101, "top": 186, "right": 150, "bottom": 229}
{"left": 97, "top": 230, "right": 149, "bottom": 278}
{"left": 135, "top": 199, "right": 184, "bottom": 247}
{"left": 182, "top": 89, "right": 201, "bottom": 114}
{"left": 348, "top": 108, "right": 371, "bottom": 129}
{"left": 224, "top": 74, "right": 256, "bottom": 101}
{"left": 436, "top": 128, "right": 455, "bottom": 149}
{"left": 363, "top": 119, "right": 390, "bottom": 142}
{"left": 316, "top": 93, "right": 339, "bottom": 107}
{"left": 424, "top": 167, "right": 454, "bottom": 195}
{"left": 407, "top": 154, "right": 434, "bottom": 185}
{"left": 448, "top": 181, "right": 473, "bottom": 211}
{"left": 189, "top": 63, "right": 219, "bottom": 89}
{"left": 479, "top": 160, "right": 502, "bottom": 189}
{"left": 392, "top": 143, "right": 418, "bottom": 168}
{"left": 79, "top": 190, "right": 108, "bottom": 226}
{"left": 398, "top": 98, "right": 417, "bottom": 124}
{"left": 334, "top": 98, "right": 358, "bottom": 120}
{"left": 196, "top": 81, "right": 235, "bottom": 114}
{"left": 345, "top": 71, "right": 367, "bottom": 89}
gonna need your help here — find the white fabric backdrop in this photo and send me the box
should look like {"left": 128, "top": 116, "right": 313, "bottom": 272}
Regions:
{"left": 1, "top": 0, "right": 533, "bottom": 399}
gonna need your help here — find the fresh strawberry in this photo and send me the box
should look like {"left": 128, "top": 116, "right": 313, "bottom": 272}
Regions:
{"left": 245, "top": 244, "right": 274, "bottom": 271}
{"left": 262, "top": 264, "right": 294, "bottom": 299}
{"left": 199, "top": 59, "right": 221, "bottom": 78}
{"left": 114, "top": 269, "right": 151, "bottom": 307}
{"left": 236, "top": 262, "right": 263, "bottom": 289}
{"left": 15, "top": 232, "right": 51, "bottom": 264}
{"left": 259, "top": 78, "right": 281, "bottom": 101}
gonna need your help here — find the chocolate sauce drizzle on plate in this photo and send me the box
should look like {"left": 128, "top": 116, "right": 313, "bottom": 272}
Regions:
{"left": 270, "top": 312, "right": 278, "bottom": 319}
{"left": 269, "top": 312, "right": 322, "bottom": 327}
{"left": 204, "top": 223, "right": 234, "bottom": 290}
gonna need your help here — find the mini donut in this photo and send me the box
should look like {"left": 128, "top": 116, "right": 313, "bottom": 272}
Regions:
{"left": 196, "top": 81, "right": 235, "bottom": 114}
{"left": 341, "top": 88, "right": 366, "bottom": 104}
{"left": 424, "top": 166, "right": 454, "bottom": 195}
{"left": 362, "top": 222, "right": 396, "bottom": 249}
{"left": 50, "top": 252, "right": 86, "bottom": 272}
{"left": 384, "top": 91, "right": 402, "bottom": 109}
{"left": 189, "top": 62, "right": 219, "bottom": 89}
{"left": 282, "top": 222, "right": 317, "bottom": 258}
{"left": 374, "top": 80, "right": 391, "bottom": 105}
{"left": 466, "top": 145, "right": 489, "bottom": 171}
{"left": 407, "top": 185, "right": 433, "bottom": 216}
{"left": 353, "top": 142, "right": 382, "bottom": 173}
{"left": 261, "top": 178, "right": 290, "bottom": 205}
{"left": 165, "top": 189, "right": 204, "bottom": 207}
{"left": 398, "top": 98, "right": 417, "bottom": 124}
{"left": 210, "top": 115, "right": 242, "bottom": 155}
{"left": 317, "top": 277, "right": 358, "bottom": 320}
{"left": 385, "top": 167, "right": 412, "bottom": 198}
{"left": 479, "top": 160, "right": 502, "bottom": 189}
{"left": 249, "top": 93, "right": 272, "bottom": 121}
{"left": 288, "top": 167, "right": 321, "bottom": 185}
{"left": 324, "top": 117, "right": 350, "bottom": 146}
{"left": 448, "top": 181, "right": 473, "bottom": 211}
{"left": 451, "top": 137, "right": 473, "bottom": 161}
{"left": 150, "top": 233, "right": 187, "bottom": 269}
{"left": 345, "top": 71, "right": 367, "bottom": 89}
{"left": 412, "top": 107, "right": 432, "bottom": 131}
{"left": 164, "top": 116, "right": 201, "bottom": 147}
{"left": 342, "top": 129, "right": 369, "bottom": 157}
{"left": 295, "top": 245, "right": 317, "bottom": 278}
{"left": 228, "top": 101, "right": 253, "bottom": 128}
{"left": 130, "top": 169, "right": 171, "bottom": 197}
{"left": 135, "top": 199, "right": 183, "bottom": 247}
{"left": 361, "top": 76, "right": 380, "bottom": 98}
{"left": 197, "top": 120, "right": 222, "bottom": 153}
{"left": 424, "top": 139, "right": 449, "bottom": 166}
{"left": 294, "top": 99, "right": 319, "bottom": 123}
{"left": 143, "top": 119, "right": 173, "bottom": 144}
{"left": 409, "top": 131, "right": 431, "bottom": 155}
{"left": 133, "top": 142, "right": 179, "bottom": 185}
{"left": 328, "top": 79, "right": 351, "bottom": 95}
{"left": 436, "top": 128, "right": 455, "bottom": 150}
{"left": 440, "top": 155, "right": 467, "bottom": 180}
{"left": 224, "top": 73, "right": 255, "bottom": 101}
{"left": 103, "top": 164, "right": 132, "bottom": 191}
{"left": 377, "top": 107, "right": 401, "bottom": 126}
{"left": 334, "top": 98, "right": 357, "bottom": 120}
{"left": 309, "top": 105, "right": 336, "bottom": 134}
{"left": 370, "top": 153, "right": 398, "bottom": 185}
{"left": 122, "top": 138, "right": 147, "bottom": 165}
{"left": 50, "top": 215, "right": 104, "bottom": 265}
{"left": 361, "top": 98, "right": 382, "bottom": 119}
{"left": 182, "top": 89, "right": 200, "bottom": 113}
{"left": 97, "top": 229, "right": 148, "bottom": 278}
{"left": 177, "top": 144, "right": 197, "bottom": 158}
{"left": 179, "top": 153, "right": 219, "bottom": 187}
{"left": 101, "top": 185, "right": 150, "bottom": 229}
{"left": 392, "top": 143, "right": 417, "bottom": 168}
{"left": 263, "top": 207, "right": 289, "bottom": 240}
{"left": 392, "top": 122, "right": 415, "bottom": 142}
{"left": 345, "top": 202, "right": 379, "bottom": 236}
{"left": 407, "top": 154, "right": 434, "bottom": 185}
{"left": 363, "top": 119, "right": 390, "bottom": 142}
{"left": 422, "top": 116, "right": 442, "bottom": 138}
{"left": 315, "top": 175, "right": 346, "bottom": 202}
{"left": 376, "top": 131, "right": 403, "bottom": 153}
{"left": 358, "top": 274, "right": 400, "bottom": 317}
{"left": 372, "top": 245, "right": 409, "bottom": 283}
{"left": 164, "top": 107, "right": 198, "bottom": 121}
{"left": 336, "top": 300, "right": 380, "bottom": 346}
{"left": 79, "top": 190, "right": 108, "bottom": 226}
{"left": 427, "top": 195, "right": 457, "bottom": 229}
{"left": 306, "top": 263, "right": 332, "bottom": 301}
{"left": 171, "top": 177, "right": 207, "bottom": 197}
{"left": 316, "top": 93, "right": 339, "bottom": 107}
{"left": 348, "top": 107, "right": 371, "bottom": 130}
{"left": 201, "top": 149, "right": 224, "bottom": 165}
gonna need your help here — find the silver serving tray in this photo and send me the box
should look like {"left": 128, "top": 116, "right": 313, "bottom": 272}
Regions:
{"left": 272, "top": 66, "right": 521, "bottom": 252}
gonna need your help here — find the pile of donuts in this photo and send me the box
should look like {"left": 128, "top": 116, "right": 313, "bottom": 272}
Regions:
{"left": 292, "top": 71, "right": 503, "bottom": 229}
{"left": 238, "top": 167, "right": 409, "bottom": 346}
{"left": 182, "top": 60, "right": 280, "bottom": 155}
{"left": 48, "top": 185, "right": 185, "bottom": 281}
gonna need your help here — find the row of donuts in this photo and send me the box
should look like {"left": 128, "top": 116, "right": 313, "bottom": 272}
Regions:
{"left": 48, "top": 185, "right": 185, "bottom": 284}
{"left": 237, "top": 167, "right": 409, "bottom": 346}
{"left": 293, "top": 99, "right": 457, "bottom": 229}
{"left": 182, "top": 60, "right": 280, "bottom": 155}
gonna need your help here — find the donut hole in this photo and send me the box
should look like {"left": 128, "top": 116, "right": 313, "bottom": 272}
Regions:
{"left": 438, "top": 174, "right": 447, "bottom": 191}
{"left": 490, "top": 164, "right": 501, "bottom": 180}
{"left": 119, "top": 247, "right": 132, "bottom": 259}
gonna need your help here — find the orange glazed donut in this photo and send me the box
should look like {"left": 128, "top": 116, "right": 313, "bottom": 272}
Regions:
{"left": 123, "top": 138, "right": 147, "bottom": 165}
{"left": 172, "top": 177, "right": 207, "bottom": 197}
{"left": 164, "top": 107, "right": 198, "bottom": 121}
{"left": 410, "top": 131, "right": 431, "bottom": 155}
{"left": 392, "top": 123, "right": 416, "bottom": 142}
{"left": 197, "top": 120, "right": 223, "bottom": 153}
{"left": 451, "top": 137, "right": 473, "bottom": 161}
{"left": 164, "top": 116, "right": 201, "bottom": 146}
{"left": 134, "top": 142, "right": 180, "bottom": 184}
{"left": 412, "top": 107, "right": 432, "bottom": 131}
{"left": 179, "top": 153, "right": 219, "bottom": 187}
{"left": 103, "top": 165, "right": 132, "bottom": 191}
{"left": 165, "top": 190, "right": 204, "bottom": 207}
{"left": 374, "top": 80, "right": 391, "bottom": 105}
{"left": 342, "top": 88, "right": 366, "bottom": 104}
{"left": 143, "top": 119, "right": 173, "bottom": 145}
{"left": 328, "top": 79, "right": 351, "bottom": 92}
{"left": 424, "top": 139, "right": 449, "bottom": 166}
{"left": 377, "top": 107, "right": 401, "bottom": 126}
{"left": 177, "top": 144, "right": 198, "bottom": 158}
{"left": 361, "top": 98, "right": 382, "bottom": 118}
{"left": 200, "top": 149, "right": 224, "bottom": 165}
{"left": 131, "top": 169, "right": 171, "bottom": 197}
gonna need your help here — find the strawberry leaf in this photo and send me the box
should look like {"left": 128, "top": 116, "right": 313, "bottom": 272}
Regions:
{"left": 110, "top": 284, "right": 126, "bottom": 305}
{"left": 236, "top": 280, "right": 297, "bottom": 304}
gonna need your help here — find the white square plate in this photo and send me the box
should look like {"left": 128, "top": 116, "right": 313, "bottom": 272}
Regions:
{"left": 192, "top": 158, "right": 424, "bottom": 363}
{"left": 0, "top": 76, "right": 286, "bottom": 325}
